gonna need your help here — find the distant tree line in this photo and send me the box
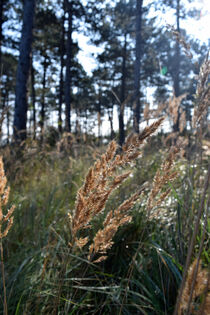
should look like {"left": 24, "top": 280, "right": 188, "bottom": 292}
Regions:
{"left": 0, "top": 0, "right": 208, "bottom": 144}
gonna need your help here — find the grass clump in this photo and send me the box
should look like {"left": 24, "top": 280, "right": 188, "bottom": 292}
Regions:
{"left": 0, "top": 53, "right": 209, "bottom": 314}
{"left": 70, "top": 117, "right": 165, "bottom": 263}
{"left": 0, "top": 156, "right": 15, "bottom": 315}
{"left": 0, "top": 121, "right": 209, "bottom": 314}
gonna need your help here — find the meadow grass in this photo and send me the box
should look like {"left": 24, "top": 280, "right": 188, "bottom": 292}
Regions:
{"left": 0, "top": 53, "right": 209, "bottom": 315}
{"left": 0, "top": 123, "right": 209, "bottom": 314}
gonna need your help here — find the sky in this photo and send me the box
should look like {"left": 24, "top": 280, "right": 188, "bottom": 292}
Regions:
{"left": 76, "top": 0, "right": 210, "bottom": 76}
{"left": 182, "top": 0, "right": 210, "bottom": 43}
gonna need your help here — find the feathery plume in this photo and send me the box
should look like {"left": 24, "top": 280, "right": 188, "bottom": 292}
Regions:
{"left": 146, "top": 141, "right": 183, "bottom": 218}
{"left": 0, "top": 157, "right": 15, "bottom": 239}
{"left": 178, "top": 258, "right": 210, "bottom": 315}
{"left": 70, "top": 118, "right": 164, "bottom": 254}
{"left": 88, "top": 187, "right": 146, "bottom": 262}
{"left": 167, "top": 24, "right": 193, "bottom": 59}
{"left": 0, "top": 156, "right": 15, "bottom": 315}
{"left": 193, "top": 53, "right": 210, "bottom": 129}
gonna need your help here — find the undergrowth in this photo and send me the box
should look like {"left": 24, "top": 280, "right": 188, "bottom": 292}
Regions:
{"left": 0, "top": 53, "right": 209, "bottom": 315}
{"left": 0, "top": 127, "right": 209, "bottom": 314}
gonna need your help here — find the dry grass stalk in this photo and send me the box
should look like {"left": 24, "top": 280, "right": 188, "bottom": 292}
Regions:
{"left": 146, "top": 140, "right": 183, "bottom": 218}
{"left": 196, "top": 273, "right": 210, "bottom": 315}
{"left": 174, "top": 165, "right": 210, "bottom": 315}
{"left": 70, "top": 117, "right": 164, "bottom": 254}
{"left": 164, "top": 132, "right": 178, "bottom": 146}
{"left": 156, "top": 93, "right": 187, "bottom": 137}
{"left": 122, "top": 117, "right": 165, "bottom": 154}
{"left": 56, "top": 132, "right": 74, "bottom": 153}
{"left": 0, "top": 156, "right": 15, "bottom": 315}
{"left": 0, "top": 157, "right": 15, "bottom": 239}
{"left": 192, "top": 53, "right": 210, "bottom": 129}
{"left": 178, "top": 258, "right": 210, "bottom": 315}
{"left": 198, "top": 289, "right": 210, "bottom": 315}
{"left": 143, "top": 102, "right": 150, "bottom": 121}
{"left": 179, "top": 109, "right": 186, "bottom": 133}
{"left": 167, "top": 24, "right": 193, "bottom": 59}
{"left": 88, "top": 186, "right": 147, "bottom": 262}
{"left": 168, "top": 93, "right": 187, "bottom": 127}
{"left": 156, "top": 102, "right": 166, "bottom": 118}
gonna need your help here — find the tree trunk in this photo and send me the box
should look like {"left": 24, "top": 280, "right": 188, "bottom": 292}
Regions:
{"left": 0, "top": 89, "right": 7, "bottom": 141}
{"left": 97, "top": 84, "right": 102, "bottom": 144}
{"left": 133, "top": 0, "right": 143, "bottom": 134}
{"left": 30, "top": 55, "right": 36, "bottom": 139}
{"left": 75, "top": 113, "right": 81, "bottom": 141}
{"left": 6, "top": 93, "right": 9, "bottom": 143}
{"left": 40, "top": 55, "right": 47, "bottom": 141}
{"left": 0, "top": 0, "right": 5, "bottom": 71}
{"left": 97, "top": 102, "right": 101, "bottom": 145}
{"left": 119, "top": 33, "right": 127, "bottom": 146}
{"left": 108, "top": 107, "right": 115, "bottom": 140}
{"left": 14, "top": 0, "right": 36, "bottom": 142}
{"left": 173, "top": 0, "right": 181, "bottom": 132}
{"left": 64, "top": 0, "right": 73, "bottom": 132}
{"left": 58, "top": 8, "right": 65, "bottom": 134}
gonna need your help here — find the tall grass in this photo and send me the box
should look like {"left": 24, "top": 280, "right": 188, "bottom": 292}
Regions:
{"left": 0, "top": 131, "right": 209, "bottom": 314}
{"left": 0, "top": 52, "right": 209, "bottom": 314}
{"left": 0, "top": 157, "right": 15, "bottom": 315}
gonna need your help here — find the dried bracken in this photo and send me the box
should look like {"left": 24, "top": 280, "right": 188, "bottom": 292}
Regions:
{"left": 0, "top": 157, "right": 15, "bottom": 239}
{"left": 178, "top": 258, "right": 210, "bottom": 315}
{"left": 70, "top": 117, "right": 165, "bottom": 259}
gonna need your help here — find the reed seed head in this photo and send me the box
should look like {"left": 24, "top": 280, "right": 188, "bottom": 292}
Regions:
{"left": 70, "top": 118, "right": 164, "bottom": 261}
{"left": 0, "top": 156, "right": 15, "bottom": 239}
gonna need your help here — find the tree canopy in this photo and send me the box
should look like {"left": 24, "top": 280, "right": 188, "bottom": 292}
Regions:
{"left": 0, "top": 0, "right": 208, "bottom": 144}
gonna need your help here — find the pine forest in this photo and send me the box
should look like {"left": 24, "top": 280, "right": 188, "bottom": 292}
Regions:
{"left": 0, "top": 0, "right": 209, "bottom": 314}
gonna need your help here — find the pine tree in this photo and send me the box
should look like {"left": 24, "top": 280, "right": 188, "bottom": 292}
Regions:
{"left": 13, "top": 0, "right": 36, "bottom": 142}
{"left": 133, "top": 0, "right": 143, "bottom": 133}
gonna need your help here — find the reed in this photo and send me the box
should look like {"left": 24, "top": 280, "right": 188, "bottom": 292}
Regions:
{"left": 173, "top": 52, "right": 210, "bottom": 315}
{"left": 178, "top": 258, "right": 210, "bottom": 315}
{"left": 0, "top": 156, "right": 15, "bottom": 315}
{"left": 146, "top": 139, "right": 185, "bottom": 218}
{"left": 70, "top": 117, "right": 165, "bottom": 261}
{"left": 167, "top": 24, "right": 193, "bottom": 60}
{"left": 192, "top": 52, "right": 210, "bottom": 130}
